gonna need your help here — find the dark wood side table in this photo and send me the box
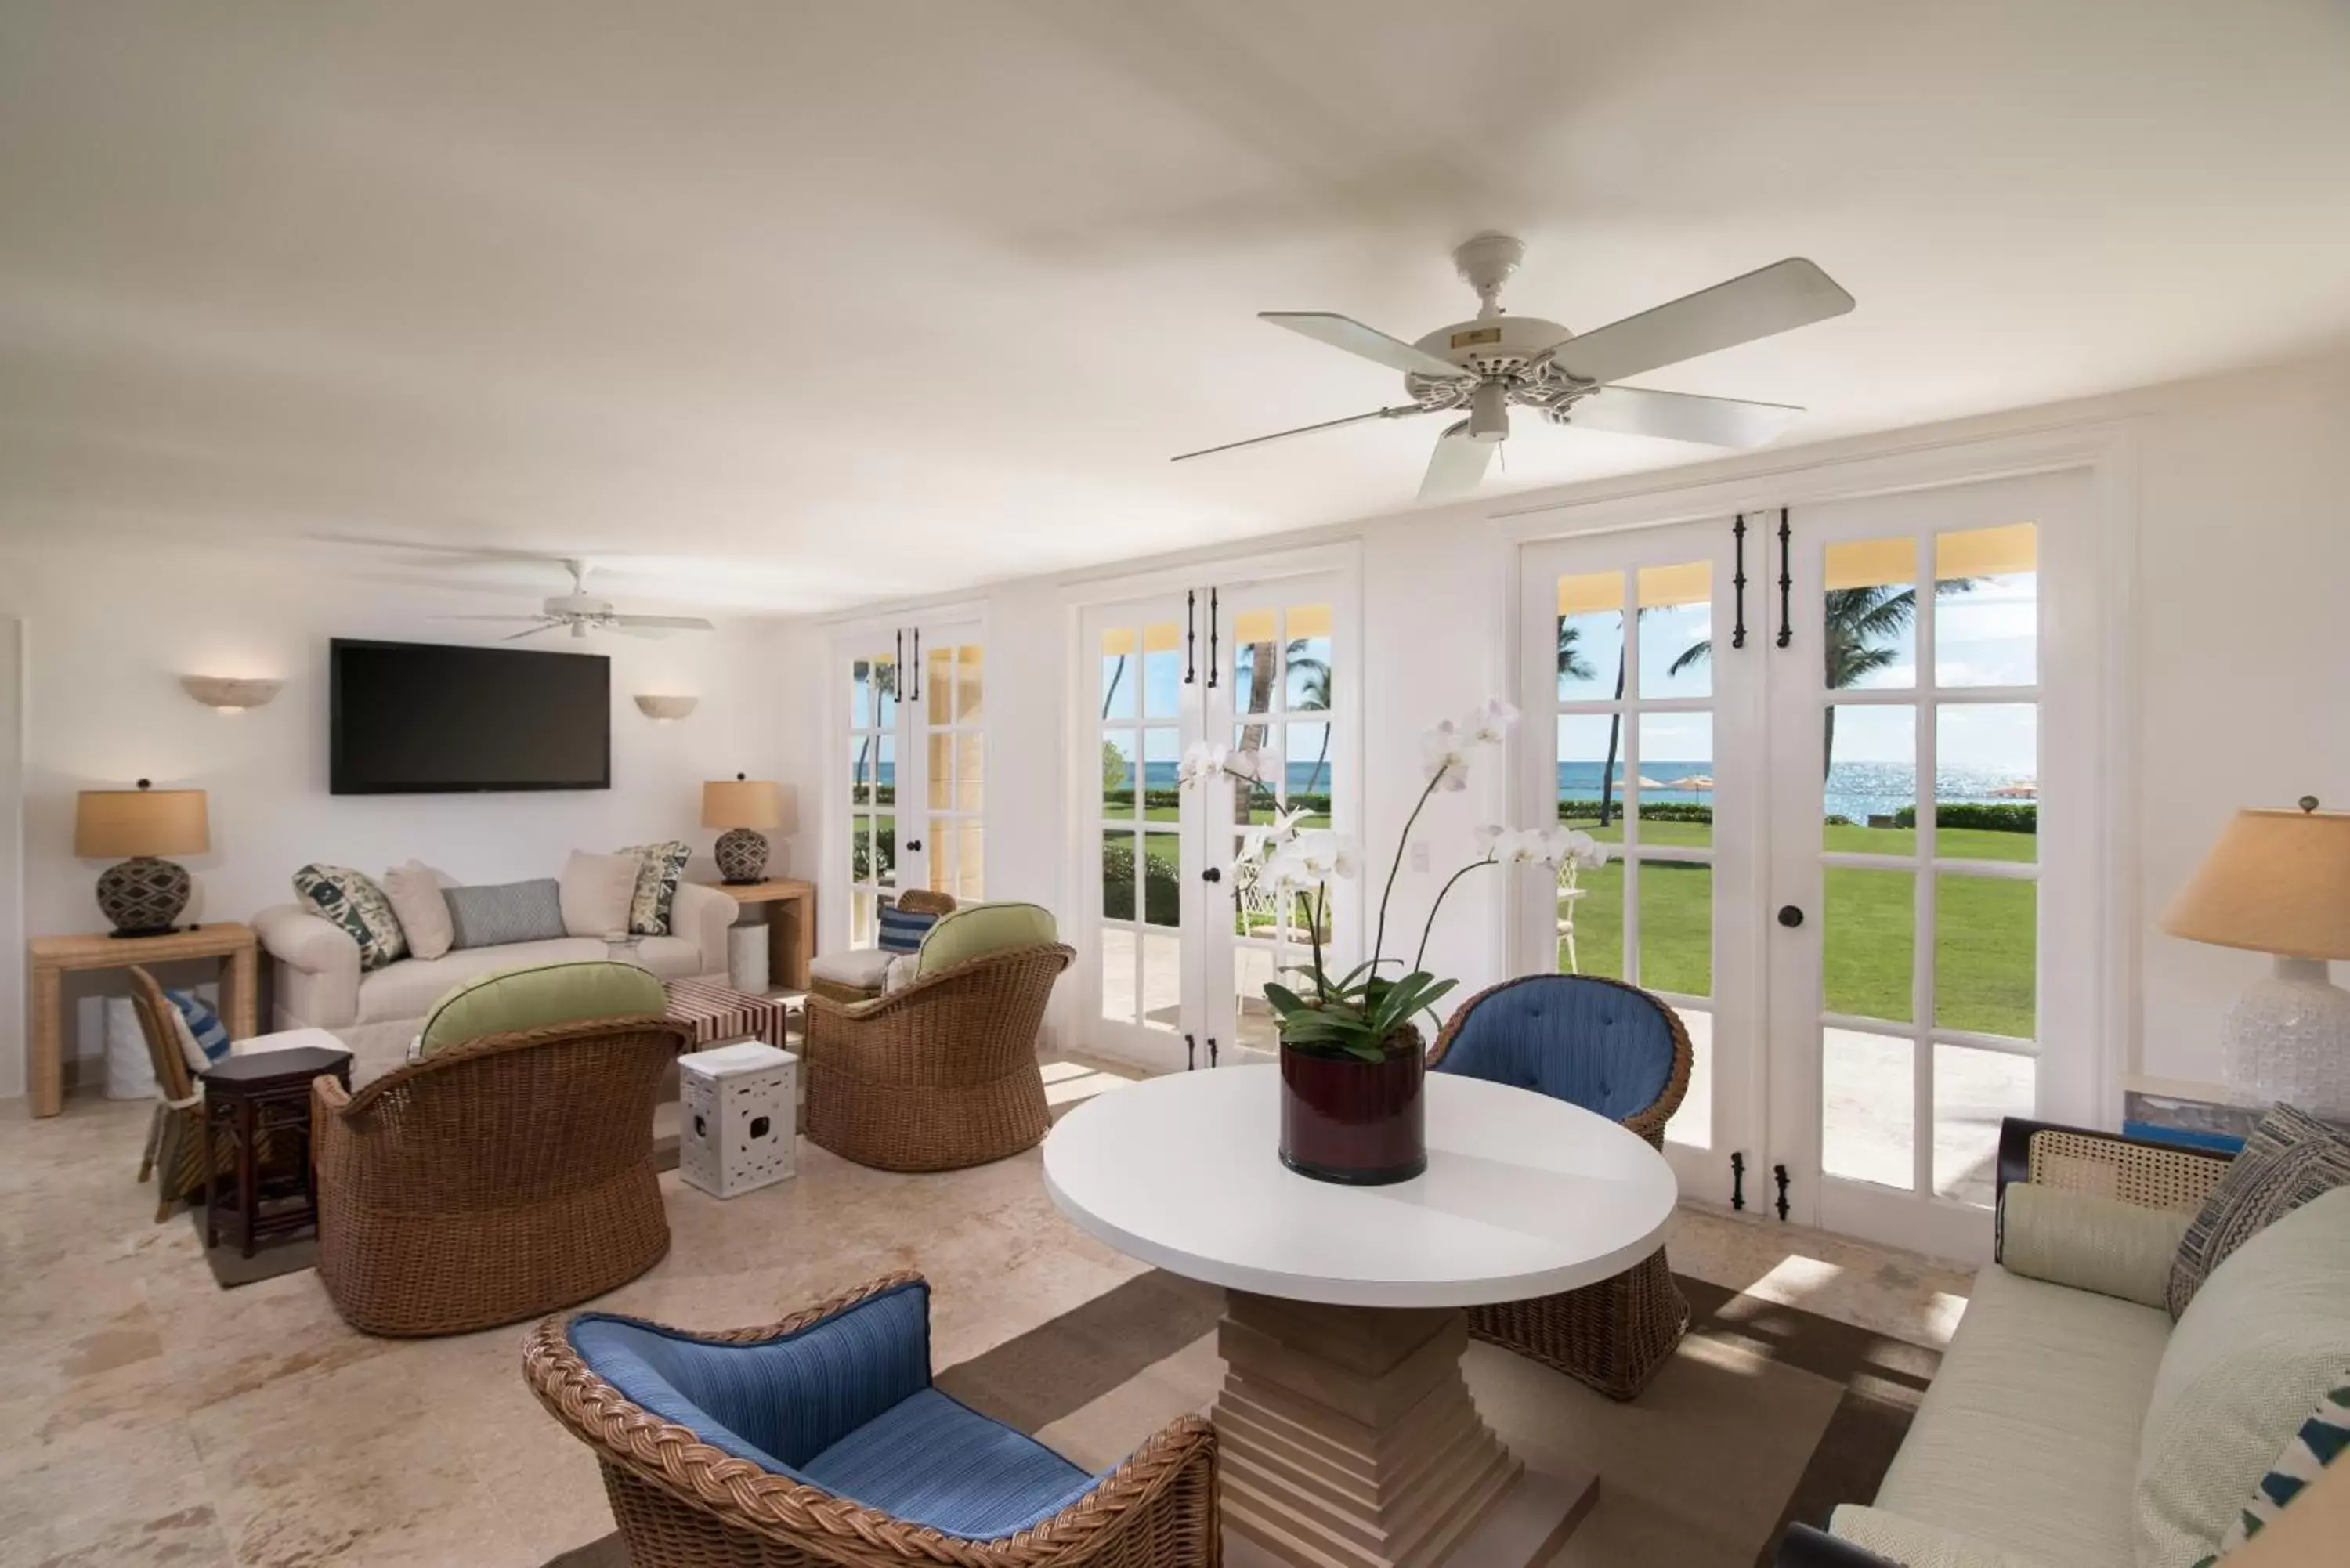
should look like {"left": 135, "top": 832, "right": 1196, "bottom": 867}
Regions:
{"left": 201, "top": 1045, "right": 352, "bottom": 1258}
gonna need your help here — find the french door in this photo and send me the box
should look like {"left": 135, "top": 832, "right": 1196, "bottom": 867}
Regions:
{"left": 1519, "top": 520, "right": 1762, "bottom": 1204}
{"left": 1521, "top": 469, "right": 2094, "bottom": 1258}
{"left": 1080, "top": 572, "right": 1354, "bottom": 1071}
{"left": 840, "top": 617, "right": 985, "bottom": 950}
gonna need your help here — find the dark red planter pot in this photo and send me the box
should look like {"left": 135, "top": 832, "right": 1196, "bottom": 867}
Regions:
{"left": 1278, "top": 1028, "right": 1426, "bottom": 1186}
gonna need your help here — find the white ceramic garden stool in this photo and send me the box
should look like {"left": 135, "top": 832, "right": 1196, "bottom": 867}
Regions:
{"left": 677, "top": 1040, "right": 797, "bottom": 1198}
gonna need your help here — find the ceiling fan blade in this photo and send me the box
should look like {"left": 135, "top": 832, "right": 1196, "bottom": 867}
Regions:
{"left": 1418, "top": 421, "right": 1495, "bottom": 501}
{"left": 428, "top": 614, "right": 559, "bottom": 624}
{"left": 1172, "top": 403, "right": 1430, "bottom": 464}
{"left": 1542, "top": 258, "right": 1855, "bottom": 386}
{"left": 1260, "top": 313, "right": 1470, "bottom": 381}
{"left": 501, "top": 622, "right": 564, "bottom": 641}
{"left": 1558, "top": 385, "right": 1806, "bottom": 447}
{"left": 611, "top": 615, "right": 718, "bottom": 632}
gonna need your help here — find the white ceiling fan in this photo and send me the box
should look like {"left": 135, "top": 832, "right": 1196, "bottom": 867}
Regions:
{"left": 1173, "top": 233, "right": 1856, "bottom": 500}
{"left": 430, "top": 557, "right": 718, "bottom": 641}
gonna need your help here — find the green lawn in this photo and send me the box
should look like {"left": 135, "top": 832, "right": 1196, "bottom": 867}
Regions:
{"left": 1560, "top": 819, "right": 2037, "bottom": 1038}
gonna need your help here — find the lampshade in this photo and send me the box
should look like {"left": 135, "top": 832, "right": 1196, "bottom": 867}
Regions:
{"left": 702, "top": 778, "right": 791, "bottom": 832}
{"left": 75, "top": 787, "right": 210, "bottom": 858}
{"left": 2162, "top": 804, "right": 2350, "bottom": 961}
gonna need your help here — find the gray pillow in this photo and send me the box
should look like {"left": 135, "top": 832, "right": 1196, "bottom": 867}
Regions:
{"left": 443, "top": 879, "right": 567, "bottom": 951}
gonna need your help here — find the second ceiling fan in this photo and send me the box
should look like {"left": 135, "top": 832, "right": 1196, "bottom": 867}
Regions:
{"left": 1174, "top": 233, "right": 1855, "bottom": 500}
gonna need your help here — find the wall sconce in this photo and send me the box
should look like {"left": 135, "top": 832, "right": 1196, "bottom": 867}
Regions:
{"left": 180, "top": 676, "right": 283, "bottom": 714}
{"left": 634, "top": 695, "right": 698, "bottom": 723}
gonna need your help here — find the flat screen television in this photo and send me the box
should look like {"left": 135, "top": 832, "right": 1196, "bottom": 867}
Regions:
{"left": 331, "top": 638, "right": 611, "bottom": 794}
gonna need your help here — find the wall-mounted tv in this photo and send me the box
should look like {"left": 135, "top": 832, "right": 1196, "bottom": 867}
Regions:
{"left": 331, "top": 638, "right": 611, "bottom": 794}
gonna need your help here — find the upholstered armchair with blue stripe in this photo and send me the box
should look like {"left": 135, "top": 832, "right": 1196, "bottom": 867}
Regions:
{"left": 1429, "top": 972, "right": 1693, "bottom": 1400}
{"left": 523, "top": 1272, "right": 1217, "bottom": 1568}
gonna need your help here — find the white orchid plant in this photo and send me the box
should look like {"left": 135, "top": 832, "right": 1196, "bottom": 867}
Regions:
{"left": 1180, "top": 699, "right": 1603, "bottom": 1064}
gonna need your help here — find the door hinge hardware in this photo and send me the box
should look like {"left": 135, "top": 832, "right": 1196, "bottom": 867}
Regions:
{"left": 1775, "top": 508, "right": 1793, "bottom": 649}
{"left": 1205, "top": 587, "right": 1220, "bottom": 689}
{"left": 1730, "top": 1151, "right": 1747, "bottom": 1211}
{"left": 1730, "top": 513, "right": 1748, "bottom": 649}
{"left": 1184, "top": 591, "right": 1196, "bottom": 685}
{"left": 1184, "top": 1032, "right": 1196, "bottom": 1071}
{"left": 1773, "top": 1162, "right": 1791, "bottom": 1222}
{"left": 1207, "top": 1036, "right": 1219, "bottom": 1068}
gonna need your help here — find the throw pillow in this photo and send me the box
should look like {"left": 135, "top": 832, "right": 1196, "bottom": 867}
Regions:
{"left": 882, "top": 953, "right": 920, "bottom": 995}
{"left": 443, "top": 879, "right": 568, "bottom": 950}
{"left": 2202, "top": 1377, "right": 2350, "bottom": 1561}
{"left": 560, "top": 850, "right": 643, "bottom": 938}
{"left": 381, "top": 861, "right": 454, "bottom": 961}
{"left": 2001, "top": 1183, "right": 2193, "bottom": 1310}
{"left": 617, "top": 841, "right": 692, "bottom": 936}
{"left": 877, "top": 900, "right": 941, "bottom": 955}
{"left": 164, "top": 987, "right": 230, "bottom": 1075}
{"left": 2135, "top": 1187, "right": 2350, "bottom": 1567}
{"left": 2168, "top": 1103, "right": 2350, "bottom": 1317}
{"left": 292, "top": 863, "right": 410, "bottom": 972}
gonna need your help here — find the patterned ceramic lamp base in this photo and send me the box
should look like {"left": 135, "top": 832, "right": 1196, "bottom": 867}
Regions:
{"left": 96, "top": 856, "right": 191, "bottom": 937}
{"left": 714, "top": 827, "right": 769, "bottom": 885}
{"left": 2224, "top": 956, "right": 2350, "bottom": 1120}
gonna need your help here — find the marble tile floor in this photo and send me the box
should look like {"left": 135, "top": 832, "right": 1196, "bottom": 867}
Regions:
{"left": 0, "top": 1086, "right": 1974, "bottom": 1568}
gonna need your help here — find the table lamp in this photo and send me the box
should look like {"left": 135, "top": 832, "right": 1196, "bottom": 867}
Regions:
{"left": 75, "top": 780, "right": 210, "bottom": 937}
{"left": 703, "top": 775, "right": 793, "bottom": 884}
{"left": 2161, "top": 797, "right": 2350, "bottom": 1116}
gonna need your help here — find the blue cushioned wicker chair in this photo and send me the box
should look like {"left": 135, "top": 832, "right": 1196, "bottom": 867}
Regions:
{"left": 522, "top": 1272, "right": 1218, "bottom": 1568}
{"left": 1428, "top": 972, "right": 1693, "bottom": 1400}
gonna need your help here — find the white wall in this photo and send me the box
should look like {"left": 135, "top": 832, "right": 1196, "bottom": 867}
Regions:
{"left": 1, "top": 547, "right": 783, "bottom": 1087}
{"left": 772, "top": 351, "right": 2350, "bottom": 1104}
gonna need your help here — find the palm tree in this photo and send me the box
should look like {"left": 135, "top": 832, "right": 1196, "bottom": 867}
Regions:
{"left": 1668, "top": 580, "right": 1974, "bottom": 778}
{"left": 1557, "top": 623, "right": 1629, "bottom": 829}
{"left": 852, "top": 659, "right": 898, "bottom": 803}
{"left": 1288, "top": 641, "right": 1333, "bottom": 797}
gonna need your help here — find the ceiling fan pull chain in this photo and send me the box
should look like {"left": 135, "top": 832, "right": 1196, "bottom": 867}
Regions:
{"left": 1184, "top": 591, "right": 1196, "bottom": 685}
{"left": 1731, "top": 513, "right": 1748, "bottom": 650}
{"left": 1206, "top": 588, "right": 1219, "bottom": 690}
{"left": 1775, "top": 508, "right": 1794, "bottom": 649}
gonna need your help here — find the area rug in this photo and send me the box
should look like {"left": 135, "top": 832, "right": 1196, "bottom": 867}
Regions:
{"left": 542, "top": 1267, "right": 1938, "bottom": 1568}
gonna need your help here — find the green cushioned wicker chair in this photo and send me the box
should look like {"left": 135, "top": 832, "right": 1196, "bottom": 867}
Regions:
{"left": 804, "top": 904, "right": 1072, "bottom": 1172}
{"left": 314, "top": 960, "right": 690, "bottom": 1336}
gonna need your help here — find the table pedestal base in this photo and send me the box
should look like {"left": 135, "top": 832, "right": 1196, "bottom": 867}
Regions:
{"left": 1214, "top": 1292, "right": 1597, "bottom": 1568}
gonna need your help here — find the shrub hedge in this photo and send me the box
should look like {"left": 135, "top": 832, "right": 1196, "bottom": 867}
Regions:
{"left": 1101, "top": 836, "right": 1182, "bottom": 925}
{"left": 1892, "top": 802, "right": 2037, "bottom": 833}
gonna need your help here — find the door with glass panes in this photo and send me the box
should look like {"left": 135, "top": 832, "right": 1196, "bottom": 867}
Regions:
{"left": 1522, "top": 471, "right": 2092, "bottom": 1259}
{"left": 1768, "top": 471, "right": 2090, "bottom": 1259}
{"left": 841, "top": 620, "right": 985, "bottom": 952}
{"left": 1519, "top": 521, "right": 1762, "bottom": 1204}
{"left": 1081, "top": 574, "right": 1353, "bottom": 1071}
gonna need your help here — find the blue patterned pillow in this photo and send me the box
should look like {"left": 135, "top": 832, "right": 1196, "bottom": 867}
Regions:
{"left": 292, "top": 863, "right": 410, "bottom": 972}
{"left": 164, "top": 987, "right": 230, "bottom": 1074}
{"left": 2202, "top": 1377, "right": 2350, "bottom": 1561}
{"left": 617, "top": 841, "right": 692, "bottom": 936}
{"left": 877, "top": 901, "right": 940, "bottom": 955}
{"left": 2169, "top": 1104, "right": 2350, "bottom": 1317}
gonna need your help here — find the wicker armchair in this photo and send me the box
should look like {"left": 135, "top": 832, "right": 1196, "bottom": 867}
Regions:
{"left": 523, "top": 1271, "right": 1220, "bottom": 1568}
{"left": 1428, "top": 972, "right": 1693, "bottom": 1400}
{"left": 809, "top": 889, "right": 959, "bottom": 1005}
{"left": 804, "top": 943, "right": 1073, "bottom": 1172}
{"left": 313, "top": 1013, "right": 690, "bottom": 1336}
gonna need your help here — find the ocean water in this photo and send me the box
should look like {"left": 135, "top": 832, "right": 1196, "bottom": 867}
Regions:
{"left": 888, "top": 758, "right": 2024, "bottom": 823}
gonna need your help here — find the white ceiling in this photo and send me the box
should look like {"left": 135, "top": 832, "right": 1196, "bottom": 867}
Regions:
{"left": 2, "top": 2, "right": 2347, "bottom": 615}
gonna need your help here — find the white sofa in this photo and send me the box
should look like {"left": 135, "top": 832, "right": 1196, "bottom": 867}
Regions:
{"left": 1779, "top": 1118, "right": 2348, "bottom": 1568}
{"left": 252, "top": 880, "right": 732, "bottom": 1087}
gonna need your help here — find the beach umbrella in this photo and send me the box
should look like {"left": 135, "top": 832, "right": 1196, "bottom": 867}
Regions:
{"left": 1663, "top": 774, "right": 1713, "bottom": 795}
{"left": 1635, "top": 775, "right": 1664, "bottom": 790}
{"left": 1989, "top": 779, "right": 2037, "bottom": 798}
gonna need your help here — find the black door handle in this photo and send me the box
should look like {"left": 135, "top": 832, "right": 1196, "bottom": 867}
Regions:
{"left": 906, "top": 839, "right": 924, "bottom": 852}
{"left": 1202, "top": 867, "right": 1222, "bottom": 883}
{"left": 1777, "top": 905, "right": 1804, "bottom": 928}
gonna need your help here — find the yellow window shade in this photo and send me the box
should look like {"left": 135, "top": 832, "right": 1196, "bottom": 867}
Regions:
{"left": 1936, "top": 522, "right": 2037, "bottom": 580}
{"left": 1557, "top": 571, "right": 1625, "bottom": 617}
{"left": 1824, "top": 537, "right": 1918, "bottom": 591}
{"left": 1234, "top": 608, "right": 1277, "bottom": 643}
{"left": 1100, "top": 623, "right": 1184, "bottom": 657}
{"left": 1285, "top": 603, "right": 1333, "bottom": 638}
{"left": 1637, "top": 562, "right": 1711, "bottom": 609}
{"left": 1101, "top": 628, "right": 1134, "bottom": 657}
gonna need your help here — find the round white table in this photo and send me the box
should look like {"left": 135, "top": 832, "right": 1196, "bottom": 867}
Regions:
{"left": 1044, "top": 1064, "right": 1678, "bottom": 1568}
